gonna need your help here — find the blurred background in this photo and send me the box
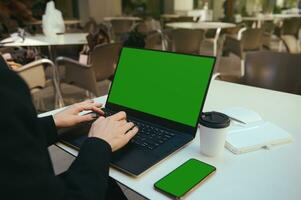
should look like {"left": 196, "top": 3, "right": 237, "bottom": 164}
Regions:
{"left": 1, "top": 0, "right": 301, "bottom": 113}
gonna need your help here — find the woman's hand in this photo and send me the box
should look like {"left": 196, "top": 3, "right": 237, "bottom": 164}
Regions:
{"left": 89, "top": 111, "right": 139, "bottom": 152}
{"left": 53, "top": 100, "right": 104, "bottom": 129}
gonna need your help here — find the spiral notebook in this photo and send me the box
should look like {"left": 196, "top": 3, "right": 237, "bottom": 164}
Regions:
{"left": 220, "top": 107, "right": 293, "bottom": 154}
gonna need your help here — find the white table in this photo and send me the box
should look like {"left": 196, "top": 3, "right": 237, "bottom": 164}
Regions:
{"left": 166, "top": 22, "right": 236, "bottom": 56}
{"left": 40, "top": 80, "right": 301, "bottom": 200}
{"left": 29, "top": 19, "right": 82, "bottom": 26}
{"left": 103, "top": 16, "right": 142, "bottom": 21}
{"left": 0, "top": 33, "right": 88, "bottom": 47}
{"left": 0, "top": 33, "right": 87, "bottom": 61}
{"left": 166, "top": 22, "right": 236, "bottom": 30}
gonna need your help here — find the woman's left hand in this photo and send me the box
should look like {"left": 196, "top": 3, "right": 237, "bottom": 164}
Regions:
{"left": 53, "top": 100, "right": 104, "bottom": 128}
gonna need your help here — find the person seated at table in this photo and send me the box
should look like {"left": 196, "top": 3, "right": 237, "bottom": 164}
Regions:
{"left": 123, "top": 30, "right": 146, "bottom": 48}
{"left": 0, "top": 60, "right": 139, "bottom": 200}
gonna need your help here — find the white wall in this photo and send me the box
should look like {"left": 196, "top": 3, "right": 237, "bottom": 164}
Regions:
{"left": 174, "top": 0, "right": 194, "bottom": 11}
{"left": 213, "top": 0, "right": 225, "bottom": 20}
{"left": 78, "top": 0, "right": 122, "bottom": 23}
{"left": 277, "top": 0, "right": 284, "bottom": 7}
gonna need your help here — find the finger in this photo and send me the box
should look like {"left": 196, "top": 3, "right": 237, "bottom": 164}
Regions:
{"left": 83, "top": 99, "right": 94, "bottom": 104}
{"left": 109, "top": 111, "right": 126, "bottom": 121}
{"left": 76, "top": 104, "right": 103, "bottom": 113}
{"left": 77, "top": 99, "right": 101, "bottom": 108}
{"left": 125, "top": 126, "right": 139, "bottom": 141}
{"left": 81, "top": 101, "right": 102, "bottom": 109}
{"left": 120, "top": 122, "right": 135, "bottom": 133}
{"left": 92, "top": 102, "right": 102, "bottom": 108}
{"left": 94, "top": 116, "right": 105, "bottom": 123}
{"left": 76, "top": 100, "right": 94, "bottom": 108}
{"left": 118, "top": 119, "right": 128, "bottom": 126}
{"left": 74, "top": 114, "right": 95, "bottom": 123}
{"left": 91, "top": 106, "right": 105, "bottom": 115}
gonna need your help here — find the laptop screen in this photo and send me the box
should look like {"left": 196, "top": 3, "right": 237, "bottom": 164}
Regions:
{"left": 107, "top": 48, "right": 215, "bottom": 127}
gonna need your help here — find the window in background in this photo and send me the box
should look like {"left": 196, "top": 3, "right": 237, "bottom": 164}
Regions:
{"left": 122, "top": 0, "right": 163, "bottom": 18}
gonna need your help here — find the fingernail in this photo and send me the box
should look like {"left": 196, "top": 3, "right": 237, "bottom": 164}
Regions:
{"left": 90, "top": 113, "right": 99, "bottom": 118}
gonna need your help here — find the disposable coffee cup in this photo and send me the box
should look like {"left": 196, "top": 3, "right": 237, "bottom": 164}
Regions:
{"left": 199, "top": 112, "right": 230, "bottom": 157}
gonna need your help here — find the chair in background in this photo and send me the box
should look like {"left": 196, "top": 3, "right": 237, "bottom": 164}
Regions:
{"left": 145, "top": 32, "right": 163, "bottom": 50}
{"left": 0, "top": 47, "right": 63, "bottom": 111}
{"left": 110, "top": 19, "right": 135, "bottom": 42}
{"left": 261, "top": 21, "right": 281, "bottom": 51}
{"left": 86, "top": 25, "right": 111, "bottom": 52}
{"left": 15, "top": 59, "right": 63, "bottom": 111}
{"left": 133, "top": 19, "right": 164, "bottom": 50}
{"left": 218, "top": 51, "right": 301, "bottom": 95}
{"left": 135, "top": 18, "right": 161, "bottom": 35}
{"left": 275, "top": 18, "right": 301, "bottom": 53}
{"left": 222, "top": 28, "right": 264, "bottom": 76}
{"left": 56, "top": 42, "right": 122, "bottom": 104}
{"left": 171, "top": 29, "right": 205, "bottom": 54}
{"left": 160, "top": 28, "right": 174, "bottom": 51}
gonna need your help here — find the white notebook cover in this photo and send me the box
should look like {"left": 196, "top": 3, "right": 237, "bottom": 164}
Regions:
{"left": 226, "top": 121, "right": 293, "bottom": 154}
{"left": 218, "top": 107, "right": 293, "bottom": 154}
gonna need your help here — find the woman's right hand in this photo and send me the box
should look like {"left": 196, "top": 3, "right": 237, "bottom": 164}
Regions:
{"left": 88, "top": 111, "right": 139, "bottom": 152}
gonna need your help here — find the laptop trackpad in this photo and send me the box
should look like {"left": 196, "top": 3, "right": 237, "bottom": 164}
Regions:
{"left": 111, "top": 146, "right": 158, "bottom": 176}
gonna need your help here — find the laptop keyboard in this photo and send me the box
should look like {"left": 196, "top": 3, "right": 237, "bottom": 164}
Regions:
{"left": 103, "top": 108, "right": 175, "bottom": 150}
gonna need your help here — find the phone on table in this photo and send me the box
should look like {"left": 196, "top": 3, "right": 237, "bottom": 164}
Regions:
{"left": 154, "top": 158, "right": 216, "bottom": 199}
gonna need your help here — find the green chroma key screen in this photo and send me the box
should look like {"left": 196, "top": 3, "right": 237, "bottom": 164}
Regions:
{"left": 154, "top": 159, "right": 216, "bottom": 198}
{"left": 108, "top": 47, "right": 215, "bottom": 127}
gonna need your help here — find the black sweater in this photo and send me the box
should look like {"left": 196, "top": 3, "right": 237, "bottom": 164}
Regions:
{"left": 0, "top": 67, "right": 112, "bottom": 199}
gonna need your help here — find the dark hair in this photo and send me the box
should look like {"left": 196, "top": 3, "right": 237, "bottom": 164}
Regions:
{"left": 123, "top": 31, "right": 146, "bottom": 48}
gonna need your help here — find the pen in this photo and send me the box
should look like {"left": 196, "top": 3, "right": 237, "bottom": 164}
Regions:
{"left": 228, "top": 116, "right": 247, "bottom": 125}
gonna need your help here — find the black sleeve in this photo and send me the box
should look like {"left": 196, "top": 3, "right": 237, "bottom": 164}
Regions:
{"left": 38, "top": 116, "right": 59, "bottom": 146}
{"left": 1, "top": 123, "right": 112, "bottom": 200}
{"left": 0, "top": 68, "right": 113, "bottom": 200}
{"left": 59, "top": 138, "right": 112, "bottom": 200}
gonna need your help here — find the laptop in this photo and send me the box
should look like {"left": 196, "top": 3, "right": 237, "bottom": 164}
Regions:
{"left": 59, "top": 47, "right": 215, "bottom": 176}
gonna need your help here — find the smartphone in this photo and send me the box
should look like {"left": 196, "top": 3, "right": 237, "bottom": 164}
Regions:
{"left": 154, "top": 159, "right": 216, "bottom": 199}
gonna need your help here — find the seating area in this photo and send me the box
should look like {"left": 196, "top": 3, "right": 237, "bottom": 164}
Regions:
{"left": 1, "top": 1, "right": 301, "bottom": 113}
{"left": 1, "top": 1, "right": 301, "bottom": 200}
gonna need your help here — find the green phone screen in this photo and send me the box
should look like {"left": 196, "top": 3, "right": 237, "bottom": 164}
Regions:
{"left": 154, "top": 159, "right": 216, "bottom": 198}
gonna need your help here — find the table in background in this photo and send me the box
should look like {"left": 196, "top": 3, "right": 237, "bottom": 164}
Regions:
{"left": 160, "top": 14, "right": 182, "bottom": 22}
{"left": 28, "top": 19, "right": 82, "bottom": 30}
{"left": 0, "top": 33, "right": 87, "bottom": 47}
{"left": 40, "top": 80, "right": 301, "bottom": 200}
{"left": 166, "top": 22, "right": 236, "bottom": 56}
{"left": 103, "top": 16, "right": 142, "bottom": 21}
{"left": 160, "top": 14, "right": 182, "bottom": 27}
{"left": 0, "top": 33, "right": 88, "bottom": 59}
{"left": 242, "top": 14, "right": 301, "bottom": 28}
